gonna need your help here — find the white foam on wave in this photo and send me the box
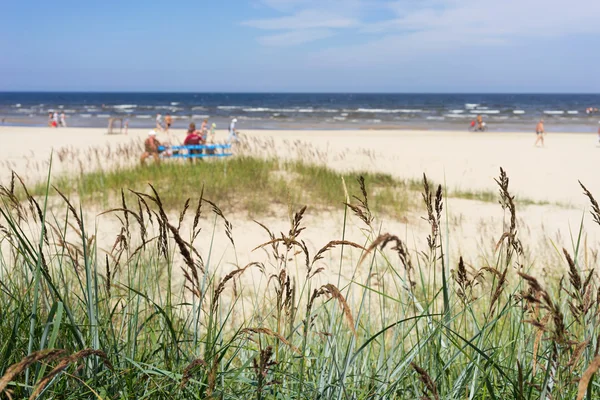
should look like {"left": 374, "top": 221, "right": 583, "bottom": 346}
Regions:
{"left": 136, "top": 115, "right": 152, "bottom": 119}
{"left": 449, "top": 110, "right": 464, "bottom": 114}
{"left": 471, "top": 110, "right": 500, "bottom": 114}
{"left": 356, "top": 108, "right": 422, "bottom": 113}
{"left": 14, "top": 103, "right": 21, "bottom": 107}
{"left": 80, "top": 114, "right": 92, "bottom": 118}
{"left": 444, "top": 114, "right": 469, "bottom": 119}
{"left": 465, "top": 103, "right": 479, "bottom": 109}
{"left": 113, "top": 104, "right": 137, "bottom": 109}
{"left": 341, "top": 113, "right": 348, "bottom": 117}
{"left": 333, "top": 116, "right": 346, "bottom": 121}
{"left": 191, "top": 106, "right": 206, "bottom": 111}
{"left": 567, "top": 111, "right": 579, "bottom": 114}
{"left": 17, "top": 108, "right": 34, "bottom": 113}
{"left": 427, "top": 116, "right": 445, "bottom": 120}
{"left": 97, "top": 114, "right": 110, "bottom": 118}
{"left": 192, "top": 115, "right": 209, "bottom": 119}
{"left": 513, "top": 110, "right": 525, "bottom": 114}
{"left": 217, "top": 106, "right": 241, "bottom": 110}
{"left": 171, "top": 102, "right": 179, "bottom": 106}
{"left": 544, "top": 110, "right": 564, "bottom": 115}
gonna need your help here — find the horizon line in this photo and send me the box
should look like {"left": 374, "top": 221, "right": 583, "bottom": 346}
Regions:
{"left": 1, "top": 90, "right": 600, "bottom": 95}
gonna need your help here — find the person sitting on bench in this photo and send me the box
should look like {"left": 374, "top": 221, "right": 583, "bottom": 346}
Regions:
{"left": 140, "top": 130, "right": 162, "bottom": 165}
{"left": 184, "top": 123, "right": 204, "bottom": 161}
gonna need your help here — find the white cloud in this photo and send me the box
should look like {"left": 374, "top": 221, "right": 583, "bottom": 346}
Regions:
{"left": 243, "top": 10, "right": 358, "bottom": 30}
{"left": 366, "top": 0, "right": 600, "bottom": 42}
{"left": 245, "top": 0, "right": 600, "bottom": 49}
{"left": 257, "top": 29, "right": 335, "bottom": 46}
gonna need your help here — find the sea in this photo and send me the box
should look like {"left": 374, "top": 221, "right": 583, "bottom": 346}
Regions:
{"left": 1, "top": 92, "right": 599, "bottom": 132}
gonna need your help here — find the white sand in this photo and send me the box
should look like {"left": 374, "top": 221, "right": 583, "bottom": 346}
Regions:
{"left": 1, "top": 125, "right": 599, "bottom": 279}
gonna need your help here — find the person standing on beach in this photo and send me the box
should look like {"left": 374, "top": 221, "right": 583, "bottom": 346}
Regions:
{"left": 228, "top": 118, "right": 238, "bottom": 142}
{"left": 60, "top": 112, "right": 67, "bottom": 127}
{"left": 534, "top": 119, "right": 545, "bottom": 147}
{"left": 156, "top": 113, "right": 163, "bottom": 131}
{"left": 53, "top": 112, "right": 59, "bottom": 127}
{"left": 164, "top": 114, "right": 172, "bottom": 133}
{"left": 476, "top": 114, "right": 483, "bottom": 131}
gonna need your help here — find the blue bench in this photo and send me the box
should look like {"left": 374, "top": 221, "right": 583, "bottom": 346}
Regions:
{"left": 158, "top": 144, "right": 233, "bottom": 159}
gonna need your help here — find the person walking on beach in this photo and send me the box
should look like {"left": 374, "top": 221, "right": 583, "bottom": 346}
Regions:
{"left": 201, "top": 119, "right": 208, "bottom": 139}
{"left": 141, "top": 130, "right": 162, "bottom": 165}
{"left": 228, "top": 118, "right": 238, "bottom": 142}
{"left": 60, "top": 112, "right": 67, "bottom": 127}
{"left": 53, "top": 112, "right": 59, "bottom": 127}
{"left": 156, "top": 113, "right": 163, "bottom": 131}
{"left": 534, "top": 119, "right": 545, "bottom": 147}
{"left": 476, "top": 114, "right": 484, "bottom": 131}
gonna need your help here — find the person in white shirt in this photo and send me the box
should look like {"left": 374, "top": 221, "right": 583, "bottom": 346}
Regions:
{"left": 156, "top": 114, "right": 163, "bottom": 131}
{"left": 53, "top": 112, "right": 59, "bottom": 126}
{"left": 60, "top": 112, "right": 67, "bottom": 127}
{"left": 228, "top": 118, "right": 238, "bottom": 142}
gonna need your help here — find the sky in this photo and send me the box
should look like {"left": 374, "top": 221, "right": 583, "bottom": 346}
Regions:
{"left": 1, "top": 0, "right": 599, "bottom": 92}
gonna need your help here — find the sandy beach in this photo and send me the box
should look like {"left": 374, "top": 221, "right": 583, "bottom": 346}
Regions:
{"left": 1, "top": 125, "right": 599, "bottom": 277}
{"left": 1, "top": 125, "right": 598, "bottom": 205}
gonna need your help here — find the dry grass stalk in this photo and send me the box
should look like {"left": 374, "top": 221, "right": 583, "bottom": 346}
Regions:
{"left": 345, "top": 176, "right": 373, "bottom": 228}
{"left": 568, "top": 340, "right": 590, "bottom": 372}
{"left": 576, "top": 355, "right": 600, "bottom": 400}
{"left": 410, "top": 362, "right": 439, "bottom": 400}
{"left": 29, "top": 349, "right": 113, "bottom": 400}
{"left": 580, "top": 181, "right": 600, "bottom": 227}
{"left": 421, "top": 174, "right": 442, "bottom": 252}
{"left": 242, "top": 328, "right": 300, "bottom": 354}
{"left": 53, "top": 186, "right": 84, "bottom": 233}
{"left": 489, "top": 267, "right": 508, "bottom": 316}
{"left": 494, "top": 168, "right": 523, "bottom": 261}
{"left": 211, "top": 264, "right": 257, "bottom": 311}
{"left": 203, "top": 198, "right": 234, "bottom": 246}
{"left": 252, "top": 346, "right": 278, "bottom": 398}
{"left": 519, "top": 272, "right": 568, "bottom": 344}
{"left": 531, "top": 314, "right": 550, "bottom": 376}
{"left": 311, "top": 240, "right": 366, "bottom": 267}
{"left": 180, "top": 358, "right": 208, "bottom": 388}
{"left": 359, "top": 233, "right": 415, "bottom": 288}
{"left": 29, "top": 349, "right": 112, "bottom": 399}
{"left": 308, "top": 284, "right": 356, "bottom": 337}
{"left": 454, "top": 256, "right": 481, "bottom": 302}
{"left": 0, "top": 349, "right": 66, "bottom": 394}
{"left": 191, "top": 187, "right": 204, "bottom": 242}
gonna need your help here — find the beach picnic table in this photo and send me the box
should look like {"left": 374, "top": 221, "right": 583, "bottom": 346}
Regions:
{"left": 159, "top": 143, "right": 233, "bottom": 159}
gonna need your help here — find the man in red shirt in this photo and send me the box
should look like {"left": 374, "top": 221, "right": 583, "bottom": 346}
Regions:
{"left": 184, "top": 123, "right": 204, "bottom": 162}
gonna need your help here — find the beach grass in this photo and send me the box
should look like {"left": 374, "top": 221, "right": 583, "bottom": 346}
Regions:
{"left": 28, "top": 156, "right": 414, "bottom": 217}
{"left": 1, "top": 166, "right": 600, "bottom": 399}
{"left": 25, "top": 151, "right": 546, "bottom": 220}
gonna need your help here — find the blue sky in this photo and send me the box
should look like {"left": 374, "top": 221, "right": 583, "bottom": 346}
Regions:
{"left": 1, "top": 0, "right": 599, "bottom": 92}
